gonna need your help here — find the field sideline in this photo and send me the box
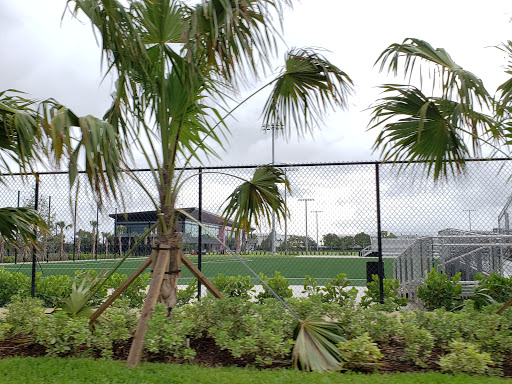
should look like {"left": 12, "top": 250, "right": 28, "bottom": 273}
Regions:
{"left": 0, "top": 255, "right": 393, "bottom": 286}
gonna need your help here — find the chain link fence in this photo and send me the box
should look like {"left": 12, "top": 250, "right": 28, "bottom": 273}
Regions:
{"left": 1, "top": 159, "right": 512, "bottom": 298}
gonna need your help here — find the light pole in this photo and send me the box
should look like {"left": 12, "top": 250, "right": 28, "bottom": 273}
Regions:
{"left": 263, "top": 123, "right": 283, "bottom": 254}
{"left": 299, "top": 198, "right": 314, "bottom": 252}
{"left": 312, "top": 210, "right": 323, "bottom": 251}
{"left": 463, "top": 209, "right": 476, "bottom": 232}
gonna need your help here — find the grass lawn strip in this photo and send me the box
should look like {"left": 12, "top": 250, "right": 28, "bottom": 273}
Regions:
{"left": 0, "top": 357, "right": 509, "bottom": 384}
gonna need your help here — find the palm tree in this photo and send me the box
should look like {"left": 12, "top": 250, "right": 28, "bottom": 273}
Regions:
{"left": 369, "top": 38, "right": 503, "bottom": 179}
{"left": 67, "top": 0, "right": 352, "bottom": 313}
{"left": 102, "top": 232, "right": 112, "bottom": 257}
{"left": 2, "top": 0, "right": 353, "bottom": 369}
{"left": 117, "top": 225, "right": 126, "bottom": 257}
{"left": 56, "top": 221, "right": 72, "bottom": 261}
{"left": 90, "top": 221, "right": 98, "bottom": 260}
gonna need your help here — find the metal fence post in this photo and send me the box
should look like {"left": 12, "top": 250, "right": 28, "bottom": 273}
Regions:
{"left": 375, "top": 162, "right": 385, "bottom": 304}
{"left": 15, "top": 190, "right": 20, "bottom": 264}
{"left": 31, "top": 175, "right": 39, "bottom": 298}
{"left": 73, "top": 198, "right": 77, "bottom": 262}
{"left": 197, "top": 167, "right": 203, "bottom": 300}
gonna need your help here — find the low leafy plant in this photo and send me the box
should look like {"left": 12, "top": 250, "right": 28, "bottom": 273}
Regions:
{"left": 0, "top": 321, "right": 11, "bottom": 340}
{"left": 361, "top": 275, "right": 407, "bottom": 311}
{"left": 4, "top": 295, "right": 45, "bottom": 336}
{"left": 212, "top": 274, "right": 255, "bottom": 300}
{"left": 257, "top": 272, "right": 293, "bottom": 303}
{"left": 362, "top": 310, "right": 402, "bottom": 343}
{"left": 35, "top": 311, "right": 91, "bottom": 356}
{"left": 399, "top": 315, "right": 434, "bottom": 367}
{"left": 417, "top": 269, "right": 462, "bottom": 311}
{"left": 35, "top": 274, "right": 72, "bottom": 308}
{"left": 205, "top": 298, "right": 295, "bottom": 365}
{"left": 473, "top": 273, "right": 512, "bottom": 309}
{"left": 145, "top": 303, "right": 196, "bottom": 359}
{"left": 104, "top": 272, "right": 150, "bottom": 308}
{"left": 177, "top": 279, "right": 198, "bottom": 306}
{"left": 439, "top": 340, "right": 495, "bottom": 375}
{"left": 0, "top": 269, "right": 30, "bottom": 306}
{"left": 337, "top": 332, "right": 383, "bottom": 371}
{"left": 303, "top": 274, "right": 358, "bottom": 307}
{"left": 91, "top": 304, "right": 138, "bottom": 358}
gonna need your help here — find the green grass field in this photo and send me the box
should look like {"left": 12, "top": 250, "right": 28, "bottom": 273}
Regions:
{"left": 0, "top": 255, "right": 393, "bottom": 286}
{"left": 0, "top": 357, "right": 508, "bottom": 384}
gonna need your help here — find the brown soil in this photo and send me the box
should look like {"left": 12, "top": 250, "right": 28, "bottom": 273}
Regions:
{"left": 1, "top": 336, "right": 511, "bottom": 377}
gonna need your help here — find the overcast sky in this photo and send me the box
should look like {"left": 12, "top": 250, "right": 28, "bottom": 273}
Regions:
{"left": 2, "top": 0, "right": 511, "bottom": 168}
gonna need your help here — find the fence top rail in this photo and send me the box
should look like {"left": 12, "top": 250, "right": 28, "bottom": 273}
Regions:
{"left": 1, "top": 157, "right": 511, "bottom": 176}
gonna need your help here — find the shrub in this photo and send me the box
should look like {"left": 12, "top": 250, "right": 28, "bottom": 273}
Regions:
{"left": 338, "top": 333, "right": 383, "bottom": 371}
{"left": 362, "top": 310, "right": 402, "bottom": 343}
{"left": 104, "top": 272, "right": 150, "bottom": 308}
{"left": 213, "top": 274, "right": 254, "bottom": 300}
{"left": 145, "top": 303, "right": 197, "bottom": 360}
{"left": 417, "top": 269, "right": 462, "bottom": 311}
{"left": 361, "top": 275, "right": 407, "bottom": 311}
{"left": 35, "top": 311, "right": 91, "bottom": 356}
{"left": 473, "top": 273, "right": 512, "bottom": 309}
{"left": 91, "top": 304, "right": 138, "bottom": 358}
{"left": 4, "top": 296, "right": 45, "bottom": 336}
{"left": 303, "top": 274, "right": 358, "bottom": 307}
{"left": 257, "top": 272, "right": 293, "bottom": 303}
{"left": 439, "top": 340, "right": 494, "bottom": 375}
{"left": 177, "top": 279, "right": 198, "bottom": 307}
{"left": 0, "top": 269, "right": 30, "bottom": 306}
{"left": 399, "top": 315, "right": 434, "bottom": 367}
{"left": 35, "top": 274, "right": 72, "bottom": 308}
{"left": 205, "top": 298, "right": 295, "bottom": 365}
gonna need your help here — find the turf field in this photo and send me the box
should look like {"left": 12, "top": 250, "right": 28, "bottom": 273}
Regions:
{"left": 0, "top": 255, "right": 393, "bottom": 287}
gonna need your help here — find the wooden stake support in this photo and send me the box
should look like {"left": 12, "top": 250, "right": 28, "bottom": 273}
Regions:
{"left": 87, "top": 239, "right": 225, "bottom": 367}
{"left": 89, "top": 254, "right": 154, "bottom": 326}
{"left": 127, "top": 244, "right": 171, "bottom": 367}
{"left": 497, "top": 295, "right": 512, "bottom": 315}
{"left": 180, "top": 252, "right": 224, "bottom": 299}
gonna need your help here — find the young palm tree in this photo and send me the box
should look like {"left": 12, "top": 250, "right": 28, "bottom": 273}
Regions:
{"left": 369, "top": 38, "right": 505, "bottom": 179}
{"left": 102, "top": 232, "right": 112, "bottom": 257}
{"left": 0, "top": 0, "right": 353, "bottom": 369}
{"left": 117, "top": 225, "right": 126, "bottom": 257}
{"left": 90, "top": 221, "right": 98, "bottom": 260}
{"left": 56, "top": 221, "right": 72, "bottom": 261}
{"left": 67, "top": 0, "right": 353, "bottom": 313}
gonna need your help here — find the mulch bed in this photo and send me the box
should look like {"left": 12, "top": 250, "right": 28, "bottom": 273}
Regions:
{"left": 1, "top": 335, "right": 512, "bottom": 377}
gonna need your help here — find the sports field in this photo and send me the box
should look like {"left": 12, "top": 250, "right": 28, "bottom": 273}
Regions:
{"left": 0, "top": 255, "right": 393, "bottom": 287}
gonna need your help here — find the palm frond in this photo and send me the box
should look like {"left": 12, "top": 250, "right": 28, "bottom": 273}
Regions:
{"left": 220, "top": 165, "right": 289, "bottom": 237}
{"left": 0, "top": 207, "right": 49, "bottom": 248}
{"left": 0, "top": 90, "right": 41, "bottom": 174}
{"left": 369, "top": 84, "right": 475, "bottom": 179}
{"left": 183, "top": 0, "right": 289, "bottom": 84}
{"left": 292, "top": 317, "right": 345, "bottom": 372}
{"left": 262, "top": 48, "right": 353, "bottom": 137}
{"left": 376, "top": 38, "right": 492, "bottom": 110}
{"left": 39, "top": 100, "right": 124, "bottom": 206}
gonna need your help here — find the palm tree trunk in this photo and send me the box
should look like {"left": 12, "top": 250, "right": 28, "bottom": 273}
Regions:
{"left": 159, "top": 232, "right": 182, "bottom": 313}
{"left": 77, "top": 236, "right": 81, "bottom": 260}
{"left": 0, "top": 237, "right": 4, "bottom": 263}
{"left": 59, "top": 231, "right": 64, "bottom": 261}
{"left": 91, "top": 228, "right": 96, "bottom": 260}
